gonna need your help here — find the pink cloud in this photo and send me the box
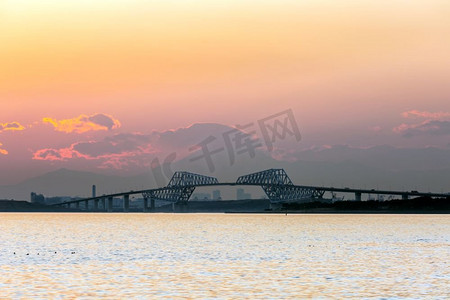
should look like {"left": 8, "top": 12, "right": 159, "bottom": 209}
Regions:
{"left": 394, "top": 110, "right": 450, "bottom": 137}
{"left": 32, "top": 148, "right": 73, "bottom": 161}
{"left": 43, "top": 113, "right": 121, "bottom": 134}
{"left": 370, "top": 126, "right": 382, "bottom": 133}
{"left": 31, "top": 122, "right": 270, "bottom": 171}
{"left": 401, "top": 110, "right": 450, "bottom": 120}
{"left": 32, "top": 133, "right": 156, "bottom": 168}
{"left": 393, "top": 120, "right": 450, "bottom": 137}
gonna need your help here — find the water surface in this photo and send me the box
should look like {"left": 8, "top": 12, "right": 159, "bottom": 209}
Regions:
{"left": 1, "top": 213, "right": 449, "bottom": 298}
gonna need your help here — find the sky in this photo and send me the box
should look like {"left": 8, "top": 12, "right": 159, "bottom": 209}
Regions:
{"left": 1, "top": 0, "right": 450, "bottom": 184}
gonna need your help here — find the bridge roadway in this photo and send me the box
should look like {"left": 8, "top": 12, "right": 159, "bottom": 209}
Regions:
{"left": 52, "top": 181, "right": 449, "bottom": 212}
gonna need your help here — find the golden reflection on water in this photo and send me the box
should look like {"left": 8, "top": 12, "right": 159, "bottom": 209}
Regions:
{"left": 0, "top": 213, "right": 449, "bottom": 298}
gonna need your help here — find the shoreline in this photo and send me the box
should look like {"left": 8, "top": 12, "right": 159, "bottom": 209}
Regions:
{"left": 225, "top": 210, "right": 450, "bottom": 214}
{"left": 1, "top": 198, "right": 449, "bottom": 214}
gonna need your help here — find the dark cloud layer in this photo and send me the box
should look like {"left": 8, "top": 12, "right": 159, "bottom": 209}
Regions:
{"left": 395, "top": 120, "right": 450, "bottom": 137}
{"left": 73, "top": 133, "right": 153, "bottom": 158}
{"left": 86, "top": 114, "right": 119, "bottom": 130}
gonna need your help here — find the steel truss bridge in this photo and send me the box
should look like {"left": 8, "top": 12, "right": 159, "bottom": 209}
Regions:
{"left": 52, "top": 169, "right": 449, "bottom": 212}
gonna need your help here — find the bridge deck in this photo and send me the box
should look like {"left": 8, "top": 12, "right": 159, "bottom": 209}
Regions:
{"left": 52, "top": 182, "right": 449, "bottom": 206}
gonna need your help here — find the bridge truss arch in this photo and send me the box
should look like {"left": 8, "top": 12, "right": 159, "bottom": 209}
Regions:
{"left": 142, "top": 171, "right": 219, "bottom": 203}
{"left": 237, "top": 169, "right": 324, "bottom": 203}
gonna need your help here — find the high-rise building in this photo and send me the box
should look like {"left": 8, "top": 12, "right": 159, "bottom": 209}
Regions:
{"left": 236, "top": 188, "right": 251, "bottom": 200}
{"left": 212, "top": 190, "right": 221, "bottom": 200}
{"left": 30, "top": 192, "right": 45, "bottom": 204}
{"left": 192, "top": 193, "right": 211, "bottom": 200}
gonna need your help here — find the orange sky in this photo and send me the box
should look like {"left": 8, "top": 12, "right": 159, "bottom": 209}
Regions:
{"left": 1, "top": 0, "right": 450, "bottom": 182}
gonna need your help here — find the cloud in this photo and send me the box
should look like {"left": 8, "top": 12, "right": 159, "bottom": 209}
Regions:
{"left": 394, "top": 110, "right": 450, "bottom": 137}
{"left": 72, "top": 133, "right": 153, "bottom": 157}
{"left": 31, "top": 122, "right": 263, "bottom": 170}
{"left": 32, "top": 148, "right": 70, "bottom": 161}
{"left": 0, "top": 142, "right": 8, "bottom": 155}
{"left": 32, "top": 133, "right": 155, "bottom": 168}
{"left": 401, "top": 110, "right": 450, "bottom": 120}
{"left": 43, "top": 113, "right": 121, "bottom": 133}
{"left": 369, "top": 126, "right": 382, "bottom": 133}
{"left": 0, "top": 122, "right": 25, "bottom": 132}
{"left": 394, "top": 120, "right": 450, "bottom": 137}
{"left": 0, "top": 122, "right": 26, "bottom": 155}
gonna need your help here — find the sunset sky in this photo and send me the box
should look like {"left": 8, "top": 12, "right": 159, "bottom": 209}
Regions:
{"left": 1, "top": 0, "right": 450, "bottom": 184}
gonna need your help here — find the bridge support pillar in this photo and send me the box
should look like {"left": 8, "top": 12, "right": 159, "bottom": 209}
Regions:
{"left": 101, "top": 197, "right": 105, "bottom": 211}
{"left": 143, "top": 198, "right": 148, "bottom": 212}
{"left": 94, "top": 199, "right": 99, "bottom": 211}
{"left": 173, "top": 202, "right": 188, "bottom": 213}
{"left": 84, "top": 200, "right": 89, "bottom": 210}
{"left": 107, "top": 196, "right": 113, "bottom": 212}
{"left": 75, "top": 202, "right": 80, "bottom": 209}
{"left": 402, "top": 194, "right": 408, "bottom": 201}
{"left": 269, "top": 202, "right": 282, "bottom": 211}
{"left": 151, "top": 198, "right": 155, "bottom": 211}
{"left": 143, "top": 197, "right": 155, "bottom": 212}
{"left": 355, "top": 192, "right": 362, "bottom": 201}
{"left": 123, "top": 194, "right": 129, "bottom": 212}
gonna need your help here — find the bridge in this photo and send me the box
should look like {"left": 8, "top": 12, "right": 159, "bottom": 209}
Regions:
{"left": 52, "top": 169, "right": 449, "bottom": 212}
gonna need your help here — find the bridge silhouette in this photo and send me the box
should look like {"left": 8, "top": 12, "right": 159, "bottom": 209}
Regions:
{"left": 53, "top": 168, "right": 449, "bottom": 212}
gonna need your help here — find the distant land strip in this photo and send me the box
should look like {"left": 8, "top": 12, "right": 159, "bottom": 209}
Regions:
{"left": 1, "top": 197, "right": 449, "bottom": 213}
